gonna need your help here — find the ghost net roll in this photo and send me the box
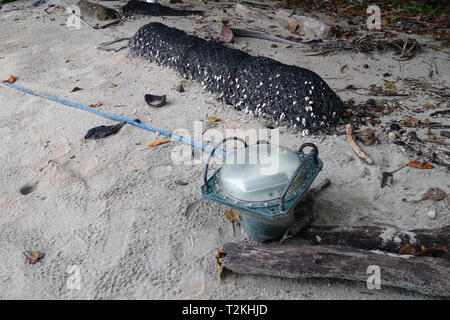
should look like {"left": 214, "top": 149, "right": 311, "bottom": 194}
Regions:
{"left": 128, "top": 22, "right": 345, "bottom": 134}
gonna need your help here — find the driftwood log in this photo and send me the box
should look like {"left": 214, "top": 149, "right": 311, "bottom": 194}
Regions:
{"left": 220, "top": 242, "right": 450, "bottom": 297}
{"left": 300, "top": 225, "right": 450, "bottom": 255}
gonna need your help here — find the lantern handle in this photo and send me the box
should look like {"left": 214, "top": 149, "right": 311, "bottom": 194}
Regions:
{"left": 202, "top": 137, "right": 248, "bottom": 190}
{"left": 279, "top": 143, "right": 319, "bottom": 212}
{"left": 298, "top": 143, "right": 319, "bottom": 163}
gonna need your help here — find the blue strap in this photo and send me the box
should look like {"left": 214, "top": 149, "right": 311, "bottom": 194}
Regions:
{"left": 1, "top": 81, "right": 227, "bottom": 158}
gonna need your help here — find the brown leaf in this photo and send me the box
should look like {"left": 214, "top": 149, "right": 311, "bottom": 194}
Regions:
{"left": 423, "top": 103, "right": 434, "bottom": 109}
{"left": 25, "top": 251, "right": 46, "bottom": 264}
{"left": 175, "top": 180, "right": 188, "bottom": 185}
{"left": 287, "top": 21, "right": 299, "bottom": 33}
{"left": 404, "top": 117, "right": 420, "bottom": 126}
{"left": 110, "top": 83, "right": 118, "bottom": 88}
{"left": 220, "top": 23, "right": 234, "bottom": 43}
{"left": 4, "top": 75, "right": 18, "bottom": 84}
{"left": 215, "top": 250, "right": 226, "bottom": 283}
{"left": 420, "top": 187, "right": 447, "bottom": 201}
{"left": 148, "top": 140, "right": 171, "bottom": 147}
{"left": 399, "top": 244, "right": 416, "bottom": 255}
{"left": 176, "top": 84, "right": 184, "bottom": 92}
{"left": 88, "top": 101, "right": 103, "bottom": 108}
{"left": 70, "top": 87, "right": 83, "bottom": 93}
{"left": 225, "top": 209, "right": 241, "bottom": 223}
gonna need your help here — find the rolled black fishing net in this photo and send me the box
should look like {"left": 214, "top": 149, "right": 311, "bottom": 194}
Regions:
{"left": 129, "top": 22, "right": 345, "bottom": 133}
{"left": 122, "top": 0, "right": 203, "bottom": 16}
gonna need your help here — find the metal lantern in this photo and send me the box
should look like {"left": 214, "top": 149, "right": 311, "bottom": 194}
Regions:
{"left": 201, "top": 137, "right": 323, "bottom": 242}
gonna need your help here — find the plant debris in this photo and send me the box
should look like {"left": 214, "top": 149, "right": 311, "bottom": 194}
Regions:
{"left": 407, "top": 160, "right": 434, "bottom": 169}
{"left": 215, "top": 249, "right": 226, "bottom": 284}
{"left": 84, "top": 122, "right": 125, "bottom": 140}
{"left": 148, "top": 140, "right": 171, "bottom": 147}
{"left": 70, "top": 86, "right": 83, "bottom": 93}
{"left": 3, "top": 75, "right": 18, "bottom": 84}
{"left": 24, "top": 251, "right": 45, "bottom": 264}
{"left": 220, "top": 23, "right": 234, "bottom": 43}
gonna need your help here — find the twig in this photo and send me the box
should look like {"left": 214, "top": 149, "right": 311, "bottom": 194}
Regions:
{"left": 424, "top": 138, "right": 450, "bottom": 146}
{"left": 346, "top": 124, "right": 373, "bottom": 164}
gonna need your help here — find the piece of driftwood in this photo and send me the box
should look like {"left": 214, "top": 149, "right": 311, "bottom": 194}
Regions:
{"left": 220, "top": 242, "right": 450, "bottom": 297}
{"left": 276, "top": 10, "right": 336, "bottom": 38}
{"left": 301, "top": 225, "right": 450, "bottom": 255}
{"left": 230, "top": 28, "right": 333, "bottom": 49}
{"left": 346, "top": 124, "right": 373, "bottom": 164}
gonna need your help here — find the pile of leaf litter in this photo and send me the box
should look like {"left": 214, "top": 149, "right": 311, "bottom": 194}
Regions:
{"left": 278, "top": 0, "right": 450, "bottom": 42}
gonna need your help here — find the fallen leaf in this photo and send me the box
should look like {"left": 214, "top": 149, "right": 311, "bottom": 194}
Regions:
{"left": 287, "top": 21, "right": 299, "bottom": 33}
{"left": 148, "top": 140, "right": 171, "bottom": 147}
{"left": 207, "top": 116, "right": 220, "bottom": 122}
{"left": 432, "top": 46, "right": 441, "bottom": 52}
{"left": 220, "top": 23, "right": 234, "bottom": 43}
{"left": 340, "top": 64, "right": 348, "bottom": 73}
{"left": 408, "top": 161, "right": 434, "bottom": 169}
{"left": 175, "top": 180, "right": 188, "bottom": 185}
{"left": 225, "top": 209, "right": 241, "bottom": 223}
{"left": 195, "top": 19, "right": 203, "bottom": 24}
{"left": 88, "top": 101, "right": 103, "bottom": 108}
{"left": 383, "top": 82, "right": 397, "bottom": 90}
{"left": 423, "top": 103, "right": 434, "bottom": 109}
{"left": 25, "top": 251, "right": 45, "bottom": 264}
{"left": 420, "top": 187, "right": 447, "bottom": 201}
{"left": 176, "top": 84, "right": 184, "bottom": 92}
{"left": 404, "top": 117, "right": 420, "bottom": 126}
{"left": 215, "top": 250, "right": 226, "bottom": 284}
{"left": 399, "top": 244, "right": 416, "bottom": 255}
{"left": 70, "top": 87, "right": 83, "bottom": 93}
{"left": 3, "top": 75, "right": 18, "bottom": 83}
{"left": 110, "top": 83, "right": 118, "bottom": 88}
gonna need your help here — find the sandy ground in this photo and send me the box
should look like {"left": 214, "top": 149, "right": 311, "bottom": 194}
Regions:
{"left": 0, "top": 0, "right": 449, "bottom": 299}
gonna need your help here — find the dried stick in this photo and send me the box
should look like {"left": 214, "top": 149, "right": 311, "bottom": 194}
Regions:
{"left": 346, "top": 124, "right": 373, "bottom": 164}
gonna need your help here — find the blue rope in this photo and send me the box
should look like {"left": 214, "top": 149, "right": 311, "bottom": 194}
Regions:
{"left": 1, "top": 81, "right": 227, "bottom": 158}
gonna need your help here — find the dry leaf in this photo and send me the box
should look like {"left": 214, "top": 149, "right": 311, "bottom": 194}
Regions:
{"left": 420, "top": 187, "right": 447, "bottom": 201}
{"left": 4, "top": 75, "right": 18, "bottom": 84}
{"left": 175, "top": 180, "right": 188, "bottom": 185}
{"left": 225, "top": 209, "right": 241, "bottom": 223}
{"left": 423, "top": 103, "right": 434, "bottom": 109}
{"left": 148, "top": 140, "right": 171, "bottom": 147}
{"left": 432, "top": 46, "right": 441, "bottom": 52}
{"left": 207, "top": 116, "right": 220, "bottom": 122}
{"left": 25, "top": 251, "right": 45, "bottom": 264}
{"left": 384, "top": 82, "right": 397, "bottom": 90}
{"left": 408, "top": 161, "right": 434, "bottom": 169}
{"left": 287, "top": 21, "right": 299, "bottom": 32}
{"left": 399, "top": 244, "right": 416, "bottom": 255}
{"left": 88, "top": 101, "right": 103, "bottom": 108}
{"left": 220, "top": 23, "right": 234, "bottom": 43}
{"left": 215, "top": 250, "right": 226, "bottom": 284}
{"left": 70, "top": 87, "right": 83, "bottom": 93}
{"left": 110, "top": 83, "right": 118, "bottom": 88}
{"left": 404, "top": 117, "right": 420, "bottom": 126}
